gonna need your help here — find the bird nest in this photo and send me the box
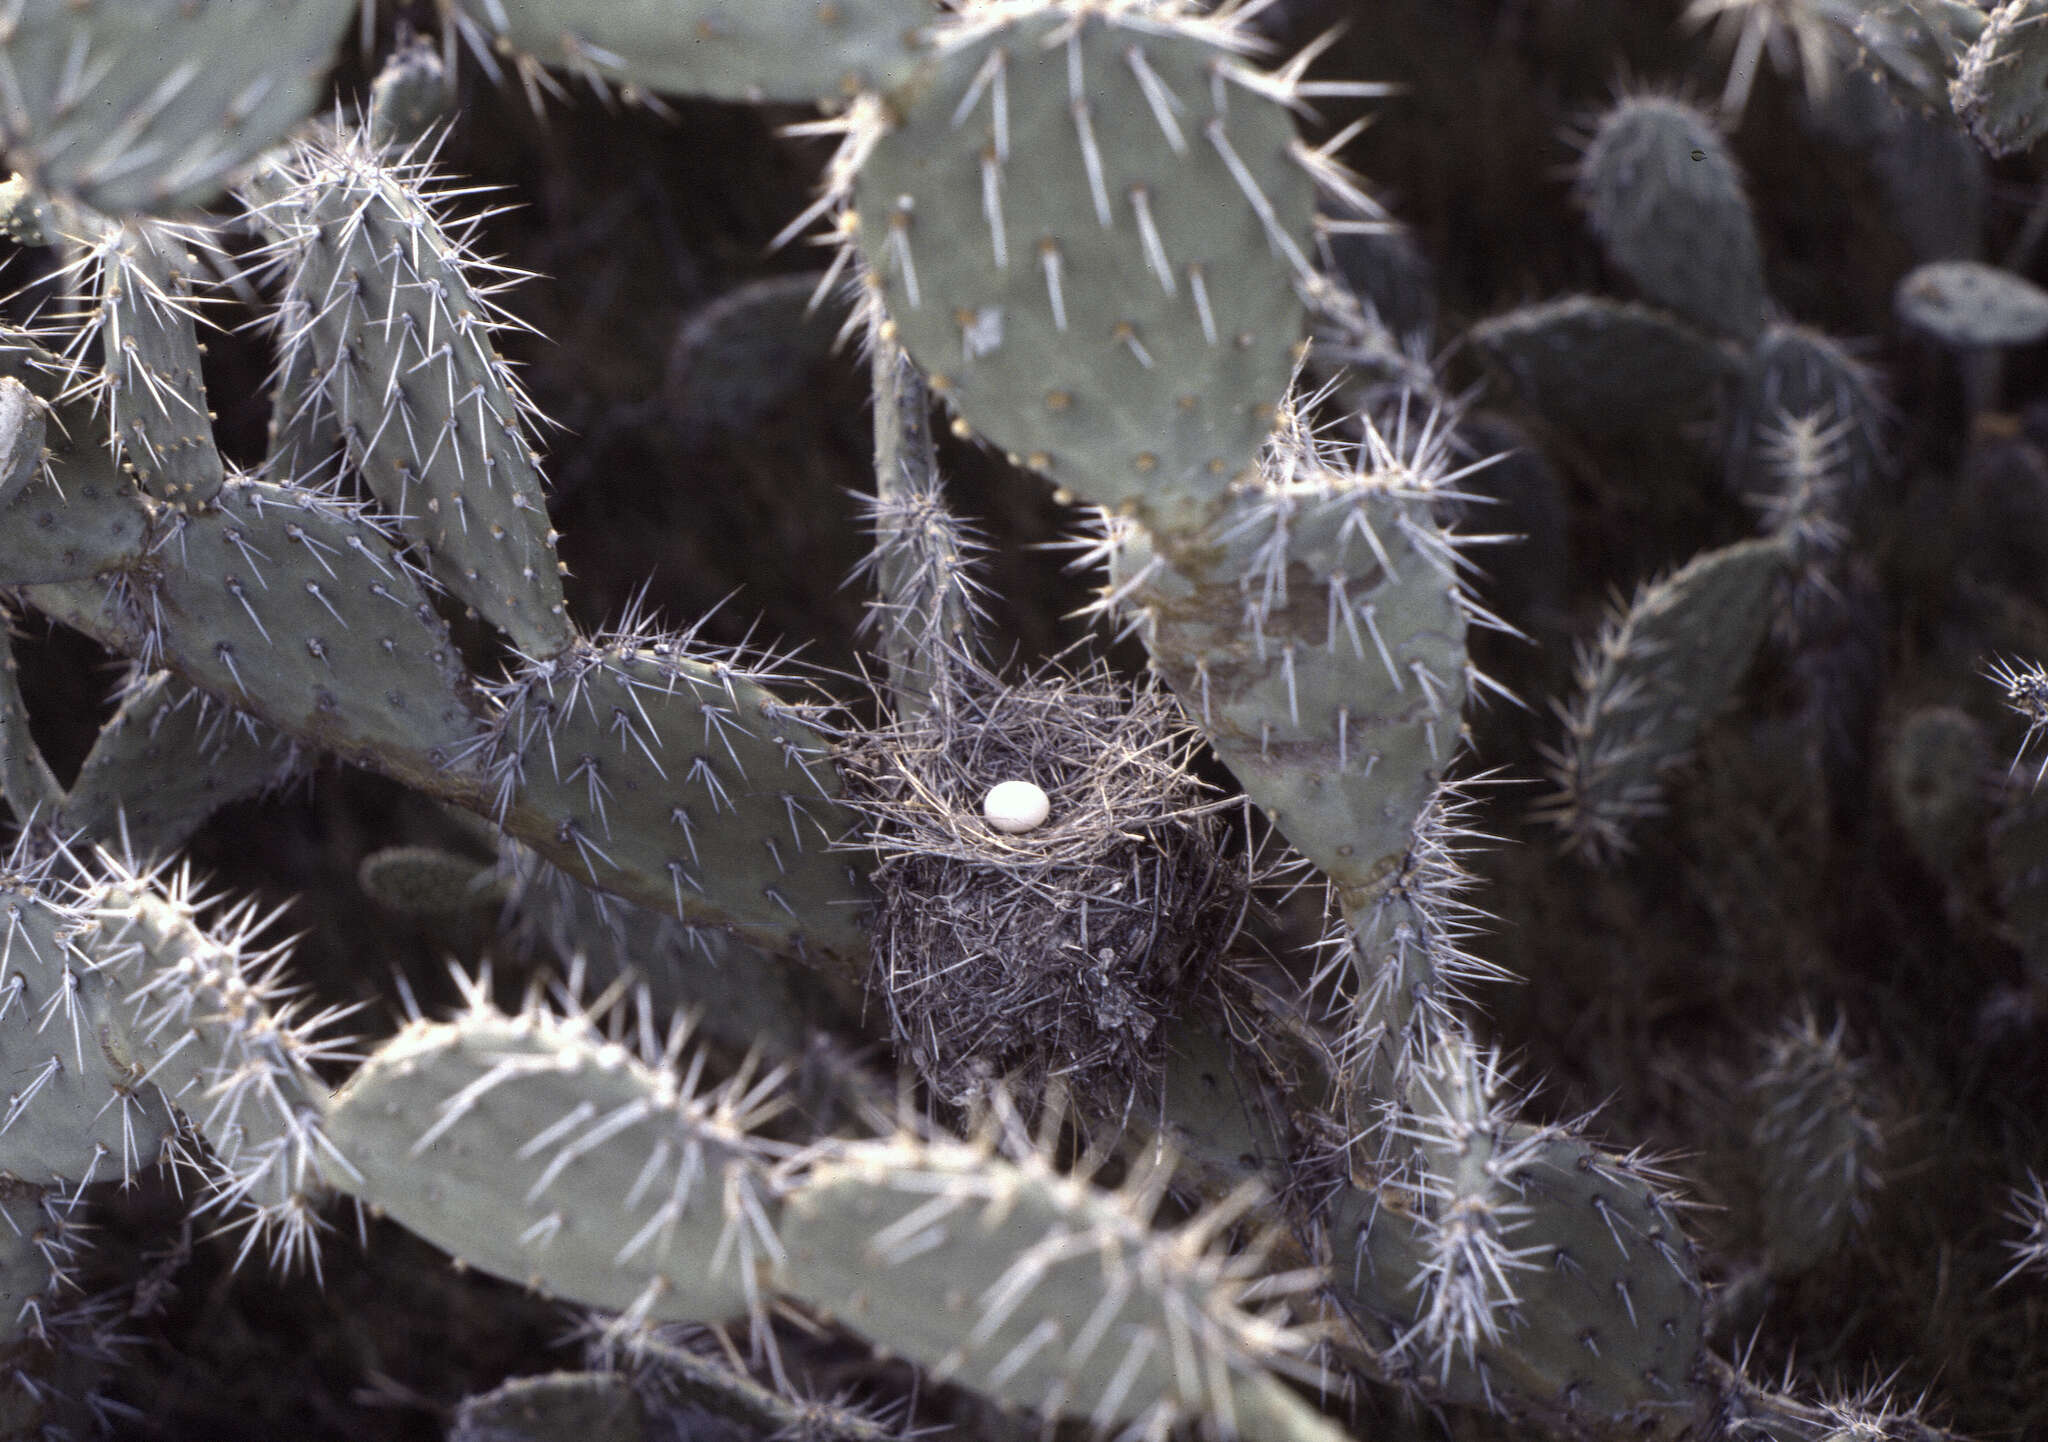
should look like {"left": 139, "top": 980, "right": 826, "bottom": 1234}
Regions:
{"left": 837, "top": 653, "right": 1252, "bottom": 1111}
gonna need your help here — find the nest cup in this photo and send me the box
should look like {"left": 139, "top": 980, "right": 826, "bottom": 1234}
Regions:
{"left": 840, "top": 656, "right": 1251, "bottom": 1110}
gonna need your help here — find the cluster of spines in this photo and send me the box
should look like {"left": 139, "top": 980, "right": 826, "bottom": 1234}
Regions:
{"left": 1382, "top": 1035, "right": 1546, "bottom": 1382}
{"left": 1987, "top": 655, "right": 2048, "bottom": 786}
{"left": 1068, "top": 383, "right": 1506, "bottom": 762}
{"left": 0, "top": 841, "right": 356, "bottom": 1291}
{"left": 1680, "top": 0, "right": 1845, "bottom": 120}
{"left": 1998, "top": 1170, "right": 2048, "bottom": 1287}
{"left": 854, "top": 328, "right": 993, "bottom": 712}
{"left": 1746, "top": 405, "right": 1852, "bottom": 646}
{"left": 1534, "top": 537, "right": 1784, "bottom": 864}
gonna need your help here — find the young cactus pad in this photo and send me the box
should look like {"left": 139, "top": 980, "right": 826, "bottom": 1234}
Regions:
{"left": 69, "top": 216, "right": 226, "bottom": 510}
{"left": 1537, "top": 537, "right": 1785, "bottom": 863}
{"left": 1332, "top": 1127, "right": 1703, "bottom": 1435}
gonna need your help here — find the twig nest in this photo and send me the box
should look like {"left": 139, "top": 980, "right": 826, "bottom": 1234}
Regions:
{"left": 837, "top": 653, "right": 1254, "bottom": 1109}
{"left": 982, "top": 779, "right": 1049, "bottom": 834}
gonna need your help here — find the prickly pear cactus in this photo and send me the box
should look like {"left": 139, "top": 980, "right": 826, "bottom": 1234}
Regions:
{"left": 0, "top": 3, "right": 2034, "bottom": 1441}
{"left": 0, "top": 0, "right": 355, "bottom": 214}
{"left": 852, "top": 0, "right": 1325, "bottom": 540}
{"left": 249, "top": 130, "right": 574, "bottom": 658}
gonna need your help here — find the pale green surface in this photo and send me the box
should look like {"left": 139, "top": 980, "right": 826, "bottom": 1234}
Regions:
{"left": 260, "top": 134, "right": 573, "bottom": 658}
{"left": 0, "top": 0, "right": 354, "bottom": 214}
{"left": 857, "top": 6, "right": 1311, "bottom": 541}
{"left": 328, "top": 1008, "right": 771, "bottom": 1321}
{"left": 450, "top": 0, "right": 932, "bottom": 103}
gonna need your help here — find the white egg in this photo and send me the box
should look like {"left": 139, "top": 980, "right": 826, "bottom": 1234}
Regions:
{"left": 982, "top": 779, "right": 1050, "bottom": 834}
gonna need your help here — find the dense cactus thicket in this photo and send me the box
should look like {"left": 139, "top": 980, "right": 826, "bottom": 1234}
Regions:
{"left": 0, "top": 2, "right": 2046, "bottom": 1440}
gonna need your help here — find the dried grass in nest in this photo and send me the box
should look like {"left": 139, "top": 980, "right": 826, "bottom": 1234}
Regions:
{"left": 837, "top": 651, "right": 1254, "bottom": 1112}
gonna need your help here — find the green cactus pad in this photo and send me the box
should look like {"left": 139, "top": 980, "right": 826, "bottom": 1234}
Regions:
{"left": 1953, "top": 0, "right": 2048, "bottom": 157}
{"left": 0, "top": 413, "right": 152, "bottom": 587}
{"left": 147, "top": 478, "right": 478, "bottom": 773}
{"left": 1537, "top": 538, "right": 1784, "bottom": 864}
{"left": 855, "top": 2, "right": 1315, "bottom": 540}
{"left": 63, "top": 672, "right": 304, "bottom": 857}
{"left": 0, "top": 0, "right": 354, "bottom": 215}
{"left": 327, "top": 1002, "right": 780, "bottom": 1323}
{"left": 780, "top": 1134, "right": 1330, "bottom": 1439}
{"left": 1111, "top": 426, "right": 1468, "bottom": 903}
{"left": 0, "top": 877, "right": 178, "bottom": 1184}
{"left": 1468, "top": 295, "right": 1736, "bottom": 434}
{"left": 1749, "top": 1014, "right": 1885, "bottom": 1275}
{"left": 481, "top": 637, "right": 869, "bottom": 966}
{"left": 0, "top": 376, "right": 47, "bottom": 507}
{"left": 1896, "top": 260, "right": 2048, "bottom": 346}
{"left": 445, "top": 0, "right": 932, "bottom": 104}
{"left": 80, "top": 218, "right": 225, "bottom": 508}
{"left": 252, "top": 130, "right": 572, "bottom": 659}
{"left": 1333, "top": 1132, "right": 1703, "bottom": 1436}
{"left": 666, "top": 273, "right": 851, "bottom": 446}
{"left": 1574, "top": 94, "right": 1764, "bottom": 344}
{"left": 367, "top": 39, "right": 454, "bottom": 154}
{"left": 85, "top": 879, "right": 354, "bottom": 1267}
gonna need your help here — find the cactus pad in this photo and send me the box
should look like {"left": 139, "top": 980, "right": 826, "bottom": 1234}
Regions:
{"left": 148, "top": 478, "right": 478, "bottom": 772}
{"left": 63, "top": 672, "right": 305, "bottom": 857}
{"left": 1110, "top": 414, "right": 1470, "bottom": 903}
{"left": 71, "top": 217, "right": 225, "bottom": 509}
{"left": 1952, "top": 0, "right": 2048, "bottom": 157}
{"left": 855, "top": 2, "right": 1317, "bottom": 539}
{"left": 1468, "top": 295, "right": 1736, "bottom": 434}
{"left": 444, "top": 0, "right": 932, "bottom": 104}
{"left": 0, "top": 0, "right": 354, "bottom": 215}
{"left": 1896, "top": 260, "right": 2048, "bottom": 346}
{"left": 251, "top": 130, "right": 573, "bottom": 659}
{"left": 327, "top": 997, "right": 782, "bottom": 1323}
{"left": 479, "top": 634, "right": 869, "bottom": 967}
{"left": 780, "top": 1131, "right": 1327, "bottom": 1438}
{"left": 1537, "top": 538, "right": 1784, "bottom": 863}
